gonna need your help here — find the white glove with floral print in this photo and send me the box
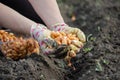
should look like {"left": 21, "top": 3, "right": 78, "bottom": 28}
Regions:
{"left": 31, "top": 24, "right": 58, "bottom": 54}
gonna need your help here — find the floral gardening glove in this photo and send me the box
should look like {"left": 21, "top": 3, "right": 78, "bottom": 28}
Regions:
{"left": 50, "top": 23, "right": 86, "bottom": 52}
{"left": 31, "top": 24, "right": 58, "bottom": 54}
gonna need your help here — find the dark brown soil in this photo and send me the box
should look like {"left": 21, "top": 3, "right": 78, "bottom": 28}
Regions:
{"left": 0, "top": 0, "right": 120, "bottom": 80}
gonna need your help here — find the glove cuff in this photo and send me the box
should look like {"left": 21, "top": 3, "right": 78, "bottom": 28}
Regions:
{"left": 30, "top": 23, "right": 47, "bottom": 40}
{"left": 50, "top": 23, "right": 68, "bottom": 31}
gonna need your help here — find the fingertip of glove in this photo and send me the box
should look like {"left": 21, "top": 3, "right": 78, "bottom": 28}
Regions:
{"left": 77, "top": 32, "right": 86, "bottom": 43}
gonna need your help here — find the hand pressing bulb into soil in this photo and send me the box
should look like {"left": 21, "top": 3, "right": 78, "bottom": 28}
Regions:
{"left": 49, "top": 23, "right": 86, "bottom": 67}
{"left": 50, "top": 25, "right": 86, "bottom": 67}
{"left": 30, "top": 23, "right": 86, "bottom": 67}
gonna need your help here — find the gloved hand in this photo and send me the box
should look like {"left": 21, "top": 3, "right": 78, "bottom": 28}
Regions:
{"left": 31, "top": 24, "right": 58, "bottom": 54}
{"left": 50, "top": 23, "right": 86, "bottom": 52}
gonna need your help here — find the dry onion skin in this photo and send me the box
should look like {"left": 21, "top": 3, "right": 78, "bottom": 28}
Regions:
{"left": 0, "top": 30, "right": 40, "bottom": 60}
{"left": 51, "top": 31, "right": 84, "bottom": 67}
